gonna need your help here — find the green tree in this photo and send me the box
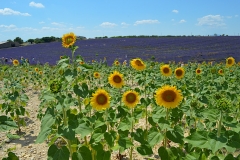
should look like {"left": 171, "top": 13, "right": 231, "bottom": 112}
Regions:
{"left": 14, "top": 37, "right": 23, "bottom": 44}
{"left": 27, "top": 39, "right": 35, "bottom": 44}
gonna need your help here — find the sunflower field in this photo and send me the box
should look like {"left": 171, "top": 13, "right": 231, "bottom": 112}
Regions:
{"left": 0, "top": 32, "right": 240, "bottom": 160}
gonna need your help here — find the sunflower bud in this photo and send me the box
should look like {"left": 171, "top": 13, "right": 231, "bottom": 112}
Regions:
{"left": 50, "top": 80, "right": 62, "bottom": 94}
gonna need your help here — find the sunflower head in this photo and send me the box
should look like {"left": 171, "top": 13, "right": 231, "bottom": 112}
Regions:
{"left": 60, "top": 56, "right": 64, "bottom": 59}
{"left": 62, "top": 32, "right": 77, "bottom": 48}
{"left": 50, "top": 80, "right": 62, "bottom": 94}
{"left": 90, "top": 89, "right": 110, "bottom": 111}
{"left": 35, "top": 68, "right": 39, "bottom": 72}
{"left": 114, "top": 60, "right": 120, "bottom": 66}
{"left": 94, "top": 72, "right": 100, "bottom": 78}
{"left": 108, "top": 71, "right": 124, "bottom": 88}
{"left": 130, "top": 58, "right": 146, "bottom": 71}
{"left": 226, "top": 57, "right": 235, "bottom": 67}
{"left": 160, "top": 64, "right": 172, "bottom": 77}
{"left": 195, "top": 68, "right": 201, "bottom": 75}
{"left": 155, "top": 85, "right": 183, "bottom": 109}
{"left": 39, "top": 71, "right": 43, "bottom": 75}
{"left": 174, "top": 67, "right": 185, "bottom": 79}
{"left": 12, "top": 59, "right": 19, "bottom": 66}
{"left": 218, "top": 69, "right": 224, "bottom": 75}
{"left": 122, "top": 90, "right": 140, "bottom": 108}
{"left": 79, "top": 61, "right": 84, "bottom": 65}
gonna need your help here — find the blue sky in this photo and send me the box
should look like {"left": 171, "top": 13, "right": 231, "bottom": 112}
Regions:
{"left": 0, "top": 0, "right": 239, "bottom": 42}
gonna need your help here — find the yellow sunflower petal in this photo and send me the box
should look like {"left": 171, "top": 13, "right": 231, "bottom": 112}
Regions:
{"left": 160, "top": 64, "right": 172, "bottom": 77}
{"left": 174, "top": 67, "right": 185, "bottom": 79}
{"left": 90, "top": 89, "right": 111, "bottom": 110}
{"left": 155, "top": 85, "right": 183, "bottom": 109}
{"left": 130, "top": 58, "right": 146, "bottom": 71}
{"left": 122, "top": 90, "right": 140, "bottom": 108}
{"left": 62, "top": 32, "right": 77, "bottom": 48}
{"left": 226, "top": 57, "right": 235, "bottom": 67}
{"left": 108, "top": 71, "right": 124, "bottom": 88}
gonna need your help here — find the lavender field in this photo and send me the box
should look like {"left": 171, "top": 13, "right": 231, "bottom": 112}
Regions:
{"left": 1, "top": 36, "right": 240, "bottom": 65}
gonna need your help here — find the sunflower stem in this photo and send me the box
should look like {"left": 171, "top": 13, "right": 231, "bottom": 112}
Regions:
{"left": 164, "top": 108, "right": 169, "bottom": 148}
{"left": 217, "top": 110, "right": 223, "bottom": 138}
{"left": 77, "top": 96, "right": 82, "bottom": 113}
{"left": 130, "top": 108, "right": 134, "bottom": 160}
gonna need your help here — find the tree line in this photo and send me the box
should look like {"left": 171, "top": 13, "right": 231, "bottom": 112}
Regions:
{"left": 7, "top": 36, "right": 61, "bottom": 45}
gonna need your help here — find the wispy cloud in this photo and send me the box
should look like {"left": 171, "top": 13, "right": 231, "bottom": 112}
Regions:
{"left": 0, "top": 8, "right": 31, "bottom": 16}
{"left": 0, "top": 24, "right": 16, "bottom": 29}
{"left": 100, "top": 22, "right": 117, "bottom": 28}
{"left": 51, "top": 22, "right": 65, "bottom": 27}
{"left": 29, "top": 2, "right": 45, "bottom": 8}
{"left": 172, "top": 10, "right": 179, "bottom": 13}
{"left": 197, "top": 15, "right": 225, "bottom": 26}
{"left": 39, "top": 21, "right": 45, "bottom": 24}
{"left": 235, "top": 15, "right": 239, "bottom": 17}
{"left": 121, "top": 22, "right": 130, "bottom": 28}
{"left": 179, "top": 19, "right": 186, "bottom": 23}
{"left": 134, "top": 19, "right": 160, "bottom": 25}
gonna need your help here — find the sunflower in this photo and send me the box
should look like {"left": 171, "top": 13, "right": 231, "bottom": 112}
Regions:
{"left": 39, "top": 71, "right": 43, "bottom": 75}
{"left": 160, "top": 65, "right": 172, "bottom": 77}
{"left": 94, "top": 72, "right": 100, "bottom": 78}
{"left": 35, "top": 68, "right": 39, "bottom": 72}
{"left": 114, "top": 60, "right": 120, "bottom": 66}
{"left": 218, "top": 69, "right": 224, "bottom": 75}
{"left": 12, "top": 59, "right": 19, "bottom": 66}
{"left": 174, "top": 67, "right": 185, "bottom": 79}
{"left": 62, "top": 32, "right": 77, "bottom": 48}
{"left": 155, "top": 85, "right": 183, "bottom": 109}
{"left": 60, "top": 56, "right": 64, "bottom": 59}
{"left": 108, "top": 71, "right": 124, "bottom": 88}
{"left": 130, "top": 58, "right": 146, "bottom": 71}
{"left": 226, "top": 57, "right": 235, "bottom": 67}
{"left": 122, "top": 90, "right": 140, "bottom": 108}
{"left": 79, "top": 61, "right": 84, "bottom": 65}
{"left": 90, "top": 89, "right": 110, "bottom": 111}
{"left": 195, "top": 68, "right": 201, "bottom": 75}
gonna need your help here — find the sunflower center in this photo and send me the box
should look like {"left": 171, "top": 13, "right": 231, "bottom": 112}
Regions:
{"left": 65, "top": 37, "right": 73, "bottom": 45}
{"left": 176, "top": 69, "right": 183, "bottom": 76}
{"left": 135, "top": 60, "right": 144, "bottom": 66}
{"left": 197, "top": 69, "right": 201, "bottom": 73}
{"left": 227, "top": 59, "right": 232, "bottom": 64}
{"left": 163, "top": 67, "right": 170, "bottom": 73}
{"left": 126, "top": 93, "right": 136, "bottom": 103}
{"left": 96, "top": 94, "right": 107, "bottom": 105}
{"left": 162, "top": 90, "right": 176, "bottom": 102}
{"left": 113, "top": 75, "right": 122, "bottom": 83}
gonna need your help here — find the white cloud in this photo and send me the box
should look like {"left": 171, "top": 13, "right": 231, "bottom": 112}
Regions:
{"left": 0, "top": 24, "right": 16, "bottom": 28}
{"left": 29, "top": 2, "right": 45, "bottom": 8}
{"left": 121, "top": 22, "right": 130, "bottom": 28}
{"left": 197, "top": 15, "right": 225, "bottom": 26}
{"left": 100, "top": 22, "right": 117, "bottom": 28}
{"left": 179, "top": 19, "right": 186, "bottom": 23}
{"left": 0, "top": 8, "right": 31, "bottom": 16}
{"left": 235, "top": 15, "right": 239, "bottom": 17}
{"left": 39, "top": 21, "right": 45, "bottom": 24}
{"left": 172, "top": 10, "right": 179, "bottom": 13}
{"left": 51, "top": 22, "right": 65, "bottom": 27}
{"left": 134, "top": 19, "right": 160, "bottom": 25}
{"left": 171, "top": 19, "right": 175, "bottom": 21}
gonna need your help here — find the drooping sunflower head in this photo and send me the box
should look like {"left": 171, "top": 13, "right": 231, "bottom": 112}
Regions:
{"left": 35, "top": 68, "right": 39, "bottom": 72}
{"left": 12, "top": 59, "right": 19, "bottom": 66}
{"left": 60, "top": 56, "right": 64, "bottom": 59}
{"left": 218, "top": 69, "right": 224, "bottom": 75}
{"left": 108, "top": 71, "right": 124, "bottom": 88}
{"left": 226, "top": 57, "right": 235, "bottom": 67}
{"left": 174, "top": 67, "right": 185, "bottom": 79}
{"left": 130, "top": 58, "right": 146, "bottom": 71}
{"left": 160, "top": 64, "right": 172, "bottom": 77}
{"left": 94, "top": 72, "right": 100, "bottom": 79}
{"left": 195, "top": 68, "right": 201, "bottom": 75}
{"left": 122, "top": 90, "right": 140, "bottom": 108}
{"left": 155, "top": 85, "right": 183, "bottom": 109}
{"left": 62, "top": 32, "right": 77, "bottom": 48}
{"left": 90, "top": 89, "right": 110, "bottom": 111}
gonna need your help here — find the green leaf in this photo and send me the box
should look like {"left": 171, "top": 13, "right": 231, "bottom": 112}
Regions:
{"left": 96, "top": 150, "right": 111, "bottom": 160}
{"left": 72, "top": 146, "right": 92, "bottom": 160}
{"left": 224, "top": 154, "right": 235, "bottom": 160}
{"left": 118, "top": 137, "right": 133, "bottom": 151}
{"left": 47, "top": 145, "right": 70, "bottom": 160}
{"left": 104, "top": 131, "right": 116, "bottom": 147}
{"left": 136, "top": 144, "right": 153, "bottom": 155}
{"left": 6, "top": 133, "right": 21, "bottom": 140}
{"left": 90, "top": 129, "right": 104, "bottom": 143}
{"left": 58, "top": 126, "right": 75, "bottom": 140}
{"left": 73, "top": 83, "right": 89, "bottom": 98}
{"left": 0, "top": 115, "right": 18, "bottom": 131}
{"left": 36, "top": 113, "right": 55, "bottom": 143}
{"left": 184, "top": 131, "right": 211, "bottom": 150}
{"left": 2, "top": 152, "right": 19, "bottom": 160}
{"left": 75, "top": 122, "right": 93, "bottom": 138}
{"left": 118, "top": 118, "right": 131, "bottom": 131}
{"left": 158, "top": 146, "right": 175, "bottom": 160}
{"left": 147, "top": 130, "right": 163, "bottom": 147}
{"left": 132, "top": 128, "right": 147, "bottom": 144}
{"left": 166, "top": 125, "right": 184, "bottom": 144}
{"left": 208, "top": 133, "right": 228, "bottom": 153}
